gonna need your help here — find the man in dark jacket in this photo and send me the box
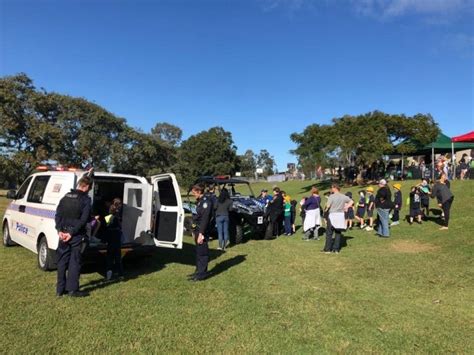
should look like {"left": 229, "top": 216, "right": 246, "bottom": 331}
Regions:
{"left": 375, "top": 179, "right": 392, "bottom": 238}
{"left": 55, "top": 176, "right": 92, "bottom": 297}
{"left": 264, "top": 187, "right": 284, "bottom": 239}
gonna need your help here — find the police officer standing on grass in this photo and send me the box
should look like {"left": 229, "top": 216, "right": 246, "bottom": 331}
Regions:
{"left": 55, "top": 176, "right": 92, "bottom": 297}
{"left": 189, "top": 184, "right": 212, "bottom": 281}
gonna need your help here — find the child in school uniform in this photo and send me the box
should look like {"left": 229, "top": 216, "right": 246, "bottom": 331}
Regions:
{"left": 283, "top": 195, "right": 293, "bottom": 236}
{"left": 290, "top": 199, "right": 297, "bottom": 234}
{"left": 391, "top": 183, "right": 402, "bottom": 226}
{"left": 409, "top": 186, "right": 422, "bottom": 225}
{"left": 345, "top": 191, "right": 355, "bottom": 230}
{"left": 365, "top": 187, "right": 375, "bottom": 231}
{"left": 355, "top": 191, "right": 366, "bottom": 228}
{"left": 419, "top": 178, "right": 431, "bottom": 218}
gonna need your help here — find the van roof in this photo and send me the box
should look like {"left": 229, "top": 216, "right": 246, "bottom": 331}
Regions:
{"left": 30, "top": 170, "right": 145, "bottom": 181}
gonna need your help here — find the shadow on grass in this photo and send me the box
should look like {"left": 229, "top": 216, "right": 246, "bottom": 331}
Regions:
{"left": 80, "top": 240, "right": 229, "bottom": 293}
{"left": 341, "top": 235, "right": 354, "bottom": 249}
{"left": 207, "top": 254, "right": 247, "bottom": 279}
{"left": 299, "top": 179, "right": 377, "bottom": 194}
{"left": 300, "top": 180, "right": 334, "bottom": 193}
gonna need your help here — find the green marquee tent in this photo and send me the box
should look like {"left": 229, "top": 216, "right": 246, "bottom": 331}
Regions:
{"left": 398, "top": 132, "right": 474, "bottom": 155}
{"left": 396, "top": 132, "right": 474, "bottom": 179}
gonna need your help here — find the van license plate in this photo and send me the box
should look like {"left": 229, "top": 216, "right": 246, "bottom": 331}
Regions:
{"left": 257, "top": 216, "right": 263, "bottom": 224}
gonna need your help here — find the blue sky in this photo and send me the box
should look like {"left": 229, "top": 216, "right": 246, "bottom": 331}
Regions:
{"left": 1, "top": 0, "right": 473, "bottom": 171}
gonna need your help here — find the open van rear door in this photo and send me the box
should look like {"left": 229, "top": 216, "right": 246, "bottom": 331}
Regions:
{"left": 150, "top": 173, "right": 183, "bottom": 249}
{"left": 123, "top": 183, "right": 151, "bottom": 244}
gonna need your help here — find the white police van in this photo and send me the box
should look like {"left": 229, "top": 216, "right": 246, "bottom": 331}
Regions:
{"left": 2, "top": 168, "right": 184, "bottom": 270}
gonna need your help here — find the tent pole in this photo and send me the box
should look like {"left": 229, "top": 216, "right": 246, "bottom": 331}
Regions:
{"left": 451, "top": 142, "right": 455, "bottom": 180}
{"left": 401, "top": 153, "right": 404, "bottom": 180}
{"left": 432, "top": 146, "right": 435, "bottom": 181}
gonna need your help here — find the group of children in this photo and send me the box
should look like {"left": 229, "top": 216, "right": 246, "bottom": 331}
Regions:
{"left": 344, "top": 187, "right": 375, "bottom": 231}
{"left": 342, "top": 178, "right": 432, "bottom": 229}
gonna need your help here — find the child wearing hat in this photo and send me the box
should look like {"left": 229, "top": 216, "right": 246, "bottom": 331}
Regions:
{"left": 355, "top": 190, "right": 366, "bottom": 228}
{"left": 419, "top": 178, "right": 431, "bottom": 218}
{"left": 365, "top": 187, "right": 375, "bottom": 231}
{"left": 283, "top": 195, "right": 293, "bottom": 236}
{"left": 391, "top": 183, "right": 402, "bottom": 226}
{"left": 345, "top": 191, "right": 355, "bottom": 230}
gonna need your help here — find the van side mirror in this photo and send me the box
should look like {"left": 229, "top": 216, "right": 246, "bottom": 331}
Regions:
{"left": 6, "top": 190, "right": 17, "bottom": 199}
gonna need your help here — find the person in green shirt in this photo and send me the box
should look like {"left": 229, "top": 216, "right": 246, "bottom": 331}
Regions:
{"left": 283, "top": 195, "right": 292, "bottom": 236}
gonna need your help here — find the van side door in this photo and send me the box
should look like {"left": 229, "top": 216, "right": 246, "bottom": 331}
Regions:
{"left": 150, "top": 174, "right": 183, "bottom": 249}
{"left": 23, "top": 175, "right": 52, "bottom": 251}
{"left": 122, "top": 183, "right": 151, "bottom": 244}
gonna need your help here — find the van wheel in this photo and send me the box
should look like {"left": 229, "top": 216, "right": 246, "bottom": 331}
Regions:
{"left": 37, "top": 236, "right": 55, "bottom": 271}
{"left": 234, "top": 224, "right": 244, "bottom": 244}
{"left": 3, "top": 223, "right": 15, "bottom": 247}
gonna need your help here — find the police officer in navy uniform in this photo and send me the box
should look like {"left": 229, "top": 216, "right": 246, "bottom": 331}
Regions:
{"left": 189, "top": 184, "right": 212, "bottom": 281}
{"left": 55, "top": 176, "right": 92, "bottom": 297}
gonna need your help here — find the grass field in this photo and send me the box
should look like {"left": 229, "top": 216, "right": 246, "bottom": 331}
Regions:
{"left": 0, "top": 180, "right": 473, "bottom": 353}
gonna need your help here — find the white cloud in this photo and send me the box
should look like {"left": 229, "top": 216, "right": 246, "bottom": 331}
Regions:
{"left": 352, "top": 0, "right": 474, "bottom": 18}
{"left": 260, "top": 0, "right": 474, "bottom": 19}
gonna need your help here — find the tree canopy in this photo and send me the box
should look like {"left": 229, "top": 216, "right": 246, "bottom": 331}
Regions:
{"left": 291, "top": 111, "right": 440, "bottom": 176}
{"left": 175, "top": 127, "right": 238, "bottom": 187}
{"left": 0, "top": 74, "right": 175, "bottom": 185}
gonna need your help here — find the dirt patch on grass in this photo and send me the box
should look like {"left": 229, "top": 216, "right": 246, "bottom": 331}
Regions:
{"left": 390, "top": 240, "right": 440, "bottom": 254}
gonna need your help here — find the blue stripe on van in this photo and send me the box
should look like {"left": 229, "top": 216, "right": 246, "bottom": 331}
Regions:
{"left": 7, "top": 203, "right": 56, "bottom": 219}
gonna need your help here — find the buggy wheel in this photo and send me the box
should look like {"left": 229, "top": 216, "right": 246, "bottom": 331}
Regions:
{"left": 234, "top": 224, "right": 244, "bottom": 244}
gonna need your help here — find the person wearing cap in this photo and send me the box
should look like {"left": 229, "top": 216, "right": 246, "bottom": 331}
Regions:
{"left": 189, "top": 184, "right": 212, "bottom": 281}
{"left": 365, "top": 187, "right": 375, "bottom": 231}
{"left": 391, "top": 183, "right": 402, "bottom": 226}
{"left": 375, "top": 179, "right": 392, "bottom": 238}
{"left": 258, "top": 189, "right": 272, "bottom": 208}
{"left": 419, "top": 178, "right": 431, "bottom": 218}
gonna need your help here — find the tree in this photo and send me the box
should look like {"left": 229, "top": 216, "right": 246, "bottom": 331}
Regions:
{"left": 236, "top": 149, "right": 257, "bottom": 177}
{"left": 291, "top": 111, "right": 440, "bottom": 176}
{"left": 0, "top": 73, "right": 179, "bottom": 184}
{"left": 255, "top": 149, "right": 276, "bottom": 177}
{"left": 0, "top": 74, "right": 64, "bottom": 183}
{"left": 290, "top": 124, "right": 335, "bottom": 176}
{"left": 176, "top": 127, "right": 238, "bottom": 187}
{"left": 151, "top": 122, "right": 183, "bottom": 146}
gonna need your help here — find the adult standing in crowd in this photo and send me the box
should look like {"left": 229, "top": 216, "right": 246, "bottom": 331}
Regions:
{"left": 265, "top": 187, "right": 283, "bottom": 239}
{"left": 205, "top": 184, "right": 218, "bottom": 229}
{"left": 459, "top": 154, "right": 469, "bottom": 180}
{"left": 322, "top": 184, "right": 353, "bottom": 254}
{"left": 375, "top": 179, "right": 392, "bottom": 238}
{"left": 431, "top": 172, "right": 454, "bottom": 230}
{"left": 215, "top": 188, "right": 233, "bottom": 250}
{"left": 54, "top": 176, "right": 92, "bottom": 297}
{"left": 189, "top": 184, "right": 212, "bottom": 281}
{"left": 302, "top": 186, "right": 321, "bottom": 240}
